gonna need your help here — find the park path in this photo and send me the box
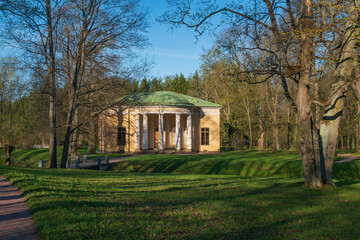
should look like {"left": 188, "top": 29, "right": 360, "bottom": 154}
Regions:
{"left": 336, "top": 154, "right": 360, "bottom": 163}
{"left": 0, "top": 175, "right": 39, "bottom": 240}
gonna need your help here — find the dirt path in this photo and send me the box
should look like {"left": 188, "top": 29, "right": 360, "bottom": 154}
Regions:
{"left": 335, "top": 154, "right": 360, "bottom": 163}
{"left": 0, "top": 175, "right": 39, "bottom": 240}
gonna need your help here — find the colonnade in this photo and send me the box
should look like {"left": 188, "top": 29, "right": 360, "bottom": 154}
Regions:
{"left": 134, "top": 113, "right": 192, "bottom": 152}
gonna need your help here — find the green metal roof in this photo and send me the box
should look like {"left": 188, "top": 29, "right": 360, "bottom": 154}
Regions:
{"left": 114, "top": 91, "right": 221, "bottom": 107}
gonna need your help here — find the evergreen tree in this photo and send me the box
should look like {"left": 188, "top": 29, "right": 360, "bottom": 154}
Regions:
{"left": 187, "top": 71, "right": 203, "bottom": 98}
{"left": 150, "top": 77, "right": 163, "bottom": 92}
{"left": 171, "top": 73, "right": 190, "bottom": 94}
{"left": 139, "top": 78, "right": 150, "bottom": 92}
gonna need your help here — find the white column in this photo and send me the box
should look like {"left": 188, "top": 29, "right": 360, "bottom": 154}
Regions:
{"left": 175, "top": 113, "right": 181, "bottom": 151}
{"left": 186, "top": 114, "right": 193, "bottom": 151}
{"left": 158, "top": 114, "right": 164, "bottom": 151}
{"left": 165, "top": 115, "right": 170, "bottom": 148}
{"left": 135, "top": 114, "right": 140, "bottom": 151}
{"left": 143, "top": 114, "right": 148, "bottom": 150}
{"left": 149, "top": 115, "right": 154, "bottom": 149}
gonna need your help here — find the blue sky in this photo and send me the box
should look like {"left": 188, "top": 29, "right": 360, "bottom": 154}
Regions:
{"left": 0, "top": 0, "right": 218, "bottom": 79}
{"left": 142, "top": 0, "right": 216, "bottom": 79}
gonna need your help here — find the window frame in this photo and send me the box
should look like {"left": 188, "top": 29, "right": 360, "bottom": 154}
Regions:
{"left": 201, "top": 127, "right": 210, "bottom": 145}
{"left": 117, "top": 127, "right": 126, "bottom": 146}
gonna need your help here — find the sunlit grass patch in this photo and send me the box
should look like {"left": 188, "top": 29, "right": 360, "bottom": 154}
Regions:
{"left": 1, "top": 165, "right": 360, "bottom": 239}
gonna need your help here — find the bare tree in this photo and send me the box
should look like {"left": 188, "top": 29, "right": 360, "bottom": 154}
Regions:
{"left": 0, "top": 0, "right": 64, "bottom": 168}
{"left": 0, "top": 57, "right": 25, "bottom": 165}
{"left": 57, "top": 0, "right": 149, "bottom": 168}
{"left": 160, "top": 0, "right": 360, "bottom": 187}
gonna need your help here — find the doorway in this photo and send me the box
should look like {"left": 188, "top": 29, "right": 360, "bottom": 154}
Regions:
{"left": 154, "top": 127, "right": 159, "bottom": 148}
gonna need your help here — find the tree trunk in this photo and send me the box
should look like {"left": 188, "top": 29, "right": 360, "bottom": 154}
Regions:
{"left": 4, "top": 144, "right": 14, "bottom": 166}
{"left": 297, "top": 83, "right": 322, "bottom": 188}
{"left": 61, "top": 98, "right": 78, "bottom": 168}
{"left": 87, "top": 113, "right": 97, "bottom": 154}
{"left": 258, "top": 84, "right": 265, "bottom": 150}
{"left": 258, "top": 122, "right": 265, "bottom": 150}
{"left": 318, "top": 0, "right": 360, "bottom": 184}
{"left": 272, "top": 84, "right": 279, "bottom": 152}
{"left": 358, "top": 104, "right": 360, "bottom": 152}
{"left": 46, "top": 0, "right": 57, "bottom": 168}
{"left": 296, "top": 0, "right": 322, "bottom": 188}
{"left": 319, "top": 91, "right": 346, "bottom": 185}
{"left": 69, "top": 108, "right": 79, "bottom": 157}
{"left": 88, "top": 141, "right": 96, "bottom": 154}
{"left": 347, "top": 131, "right": 350, "bottom": 151}
{"left": 247, "top": 110, "right": 253, "bottom": 150}
{"left": 60, "top": 10, "right": 87, "bottom": 168}
{"left": 354, "top": 82, "right": 360, "bottom": 152}
{"left": 352, "top": 135, "right": 355, "bottom": 151}
{"left": 240, "top": 84, "right": 253, "bottom": 150}
{"left": 286, "top": 105, "right": 291, "bottom": 150}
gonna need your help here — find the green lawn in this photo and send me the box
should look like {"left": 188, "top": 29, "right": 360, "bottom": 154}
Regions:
{"left": 0, "top": 148, "right": 127, "bottom": 167}
{"left": 1, "top": 152, "right": 360, "bottom": 239}
{"left": 114, "top": 151, "right": 360, "bottom": 180}
{"left": 114, "top": 151, "right": 303, "bottom": 177}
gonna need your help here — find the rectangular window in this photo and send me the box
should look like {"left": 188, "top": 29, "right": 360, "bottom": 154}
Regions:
{"left": 201, "top": 128, "right": 209, "bottom": 145}
{"left": 117, "top": 127, "right": 126, "bottom": 146}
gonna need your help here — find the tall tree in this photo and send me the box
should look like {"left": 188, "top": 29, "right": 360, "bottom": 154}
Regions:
{"left": 160, "top": 0, "right": 359, "bottom": 187}
{"left": 139, "top": 78, "right": 151, "bottom": 92}
{"left": 0, "top": 0, "right": 62, "bottom": 168}
{"left": 150, "top": 77, "right": 163, "bottom": 92}
{"left": 0, "top": 57, "right": 25, "bottom": 165}
{"left": 58, "top": 0, "right": 148, "bottom": 168}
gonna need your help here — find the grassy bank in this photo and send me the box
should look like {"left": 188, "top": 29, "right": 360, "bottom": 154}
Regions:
{"left": 0, "top": 148, "right": 127, "bottom": 167}
{"left": 114, "top": 152, "right": 303, "bottom": 177}
{"left": 113, "top": 151, "right": 360, "bottom": 179}
{"left": 1, "top": 165, "right": 360, "bottom": 239}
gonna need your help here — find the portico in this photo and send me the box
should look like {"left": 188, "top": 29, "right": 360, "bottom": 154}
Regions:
{"left": 99, "top": 91, "right": 221, "bottom": 153}
{"left": 134, "top": 110, "right": 193, "bottom": 152}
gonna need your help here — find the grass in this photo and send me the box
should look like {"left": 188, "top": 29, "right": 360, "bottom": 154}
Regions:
{"left": 1, "top": 151, "right": 360, "bottom": 239}
{"left": 114, "top": 151, "right": 303, "bottom": 177}
{"left": 1, "top": 164, "right": 360, "bottom": 239}
{"left": 0, "top": 147, "right": 128, "bottom": 167}
{"left": 113, "top": 151, "right": 360, "bottom": 180}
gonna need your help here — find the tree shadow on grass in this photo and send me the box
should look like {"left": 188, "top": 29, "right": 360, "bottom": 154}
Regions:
{"left": 335, "top": 180, "right": 360, "bottom": 187}
{"left": 113, "top": 153, "right": 306, "bottom": 179}
{"left": 5, "top": 166, "right": 360, "bottom": 239}
{"left": 333, "top": 161, "right": 360, "bottom": 180}
{"left": 25, "top": 180, "right": 360, "bottom": 239}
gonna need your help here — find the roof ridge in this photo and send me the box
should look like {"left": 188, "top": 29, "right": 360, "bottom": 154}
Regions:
{"left": 113, "top": 91, "right": 221, "bottom": 107}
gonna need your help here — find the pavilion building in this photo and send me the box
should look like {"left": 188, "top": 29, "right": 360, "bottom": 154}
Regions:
{"left": 98, "top": 91, "right": 221, "bottom": 153}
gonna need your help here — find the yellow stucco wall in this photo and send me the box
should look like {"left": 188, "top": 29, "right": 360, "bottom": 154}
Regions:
{"left": 99, "top": 106, "right": 220, "bottom": 153}
{"left": 199, "top": 108, "right": 221, "bottom": 152}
